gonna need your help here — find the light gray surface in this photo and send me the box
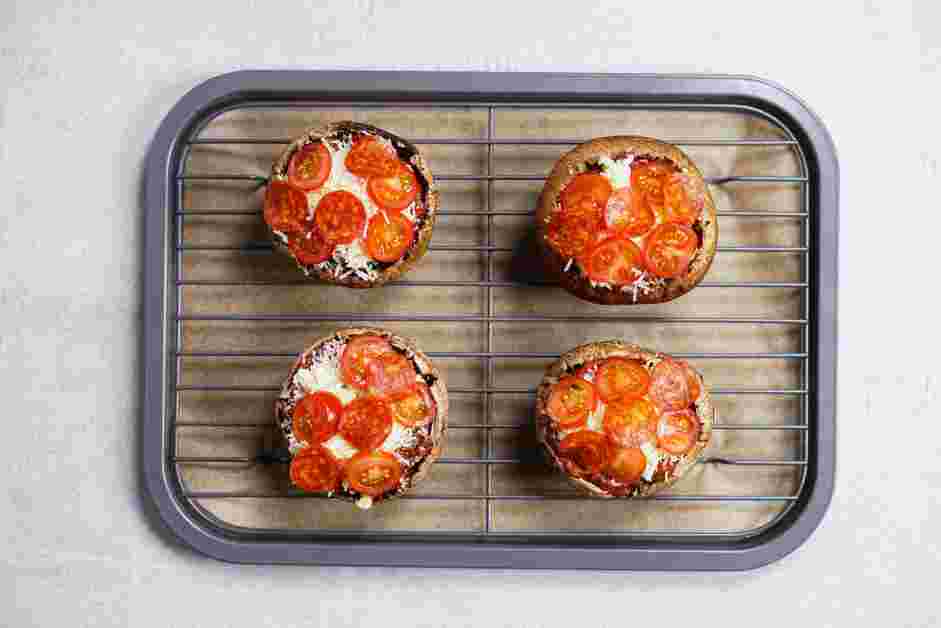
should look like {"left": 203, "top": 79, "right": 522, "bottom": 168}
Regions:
{"left": 1, "top": 0, "right": 938, "bottom": 625}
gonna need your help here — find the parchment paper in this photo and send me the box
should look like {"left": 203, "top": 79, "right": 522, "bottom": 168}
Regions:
{"left": 176, "top": 105, "right": 804, "bottom": 535}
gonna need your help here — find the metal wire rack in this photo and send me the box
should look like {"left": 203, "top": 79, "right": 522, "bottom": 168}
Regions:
{"left": 143, "top": 71, "right": 837, "bottom": 567}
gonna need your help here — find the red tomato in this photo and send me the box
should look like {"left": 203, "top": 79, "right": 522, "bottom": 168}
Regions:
{"left": 340, "top": 336, "right": 394, "bottom": 390}
{"left": 344, "top": 136, "right": 399, "bottom": 178}
{"left": 657, "top": 409, "right": 700, "bottom": 455}
{"left": 608, "top": 447, "right": 647, "bottom": 484}
{"left": 290, "top": 446, "right": 341, "bottom": 492}
{"left": 263, "top": 181, "right": 309, "bottom": 234}
{"left": 660, "top": 175, "right": 701, "bottom": 226}
{"left": 602, "top": 398, "right": 660, "bottom": 447}
{"left": 643, "top": 223, "right": 698, "bottom": 278}
{"left": 605, "top": 187, "right": 654, "bottom": 236}
{"left": 546, "top": 376, "right": 597, "bottom": 429}
{"left": 630, "top": 160, "right": 671, "bottom": 210}
{"left": 287, "top": 142, "right": 331, "bottom": 191}
{"left": 338, "top": 397, "right": 393, "bottom": 450}
{"left": 314, "top": 191, "right": 366, "bottom": 245}
{"left": 561, "top": 173, "right": 613, "bottom": 216}
{"left": 367, "top": 163, "right": 419, "bottom": 211}
{"left": 345, "top": 451, "right": 403, "bottom": 496}
{"left": 365, "top": 212, "right": 415, "bottom": 263}
{"left": 287, "top": 229, "right": 334, "bottom": 265}
{"left": 558, "top": 431, "right": 610, "bottom": 475}
{"left": 388, "top": 382, "right": 436, "bottom": 427}
{"left": 594, "top": 358, "right": 651, "bottom": 402}
{"left": 366, "top": 352, "right": 417, "bottom": 397}
{"left": 545, "top": 207, "right": 604, "bottom": 259}
{"left": 584, "top": 237, "right": 645, "bottom": 285}
{"left": 649, "top": 359, "right": 692, "bottom": 411}
{"left": 292, "top": 392, "right": 342, "bottom": 444}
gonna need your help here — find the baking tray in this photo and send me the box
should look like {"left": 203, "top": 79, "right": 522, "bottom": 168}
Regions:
{"left": 142, "top": 70, "right": 838, "bottom": 569}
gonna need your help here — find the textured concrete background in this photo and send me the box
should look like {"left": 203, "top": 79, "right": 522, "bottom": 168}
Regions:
{"left": 2, "top": 1, "right": 939, "bottom": 626}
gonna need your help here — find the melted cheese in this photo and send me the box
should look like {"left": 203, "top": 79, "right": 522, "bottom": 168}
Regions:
{"left": 599, "top": 155, "right": 633, "bottom": 189}
{"left": 322, "top": 434, "right": 358, "bottom": 460}
{"left": 293, "top": 363, "right": 357, "bottom": 405}
{"left": 640, "top": 441, "right": 660, "bottom": 482}
{"left": 381, "top": 421, "right": 418, "bottom": 455}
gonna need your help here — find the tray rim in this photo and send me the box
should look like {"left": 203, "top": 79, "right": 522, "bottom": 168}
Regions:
{"left": 142, "top": 69, "right": 838, "bottom": 570}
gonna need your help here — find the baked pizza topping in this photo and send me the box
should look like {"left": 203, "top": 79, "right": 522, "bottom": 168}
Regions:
{"left": 290, "top": 446, "right": 342, "bottom": 493}
{"left": 345, "top": 451, "right": 403, "bottom": 496}
{"left": 546, "top": 376, "right": 597, "bottom": 429}
{"left": 263, "top": 181, "right": 309, "bottom": 234}
{"left": 657, "top": 409, "right": 700, "bottom": 455}
{"left": 265, "top": 129, "right": 428, "bottom": 282}
{"left": 388, "top": 382, "right": 436, "bottom": 427}
{"left": 643, "top": 223, "right": 697, "bottom": 279}
{"left": 367, "top": 163, "right": 419, "bottom": 211}
{"left": 292, "top": 391, "right": 342, "bottom": 444}
{"left": 287, "top": 142, "right": 332, "bottom": 191}
{"left": 558, "top": 431, "right": 610, "bottom": 475}
{"left": 546, "top": 353, "right": 704, "bottom": 494}
{"left": 545, "top": 153, "right": 708, "bottom": 297}
{"left": 340, "top": 335, "right": 395, "bottom": 390}
{"left": 366, "top": 211, "right": 415, "bottom": 262}
{"left": 649, "top": 359, "right": 692, "bottom": 411}
{"left": 287, "top": 229, "right": 334, "bottom": 265}
{"left": 277, "top": 334, "right": 439, "bottom": 505}
{"left": 339, "top": 396, "right": 394, "bottom": 450}
{"left": 583, "top": 237, "right": 645, "bottom": 285}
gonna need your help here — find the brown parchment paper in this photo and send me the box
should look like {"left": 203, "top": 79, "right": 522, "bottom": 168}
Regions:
{"left": 176, "top": 105, "right": 804, "bottom": 536}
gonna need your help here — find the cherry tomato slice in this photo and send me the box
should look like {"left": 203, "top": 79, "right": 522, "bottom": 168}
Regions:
{"left": 643, "top": 223, "right": 698, "bottom": 278}
{"left": 546, "top": 376, "right": 597, "bottom": 429}
{"left": 365, "top": 212, "right": 415, "bottom": 263}
{"left": 292, "top": 392, "right": 342, "bottom": 444}
{"left": 603, "top": 398, "right": 660, "bottom": 447}
{"left": 287, "top": 229, "right": 334, "bottom": 265}
{"left": 545, "top": 207, "right": 604, "bottom": 259}
{"left": 605, "top": 187, "right": 655, "bottom": 236}
{"left": 561, "top": 173, "right": 613, "bottom": 216}
{"left": 338, "top": 396, "right": 393, "bottom": 450}
{"left": 388, "top": 382, "right": 436, "bottom": 427}
{"left": 660, "top": 174, "right": 701, "bottom": 226}
{"left": 658, "top": 409, "right": 700, "bottom": 455}
{"left": 594, "top": 358, "right": 651, "bottom": 402}
{"left": 345, "top": 451, "right": 403, "bottom": 496}
{"left": 649, "top": 359, "right": 691, "bottom": 412}
{"left": 344, "top": 136, "right": 400, "bottom": 178}
{"left": 263, "top": 181, "right": 309, "bottom": 234}
{"left": 558, "top": 431, "right": 610, "bottom": 475}
{"left": 631, "top": 160, "right": 672, "bottom": 209}
{"left": 584, "top": 237, "right": 645, "bottom": 285}
{"left": 340, "top": 336, "right": 395, "bottom": 390}
{"left": 314, "top": 190, "right": 366, "bottom": 245}
{"left": 367, "top": 163, "right": 419, "bottom": 211}
{"left": 608, "top": 447, "right": 647, "bottom": 484}
{"left": 287, "top": 142, "right": 331, "bottom": 191}
{"left": 290, "top": 446, "right": 341, "bottom": 492}
{"left": 366, "top": 352, "right": 417, "bottom": 397}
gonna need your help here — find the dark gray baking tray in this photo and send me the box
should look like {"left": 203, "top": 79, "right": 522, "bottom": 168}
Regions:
{"left": 142, "top": 70, "right": 838, "bottom": 569}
